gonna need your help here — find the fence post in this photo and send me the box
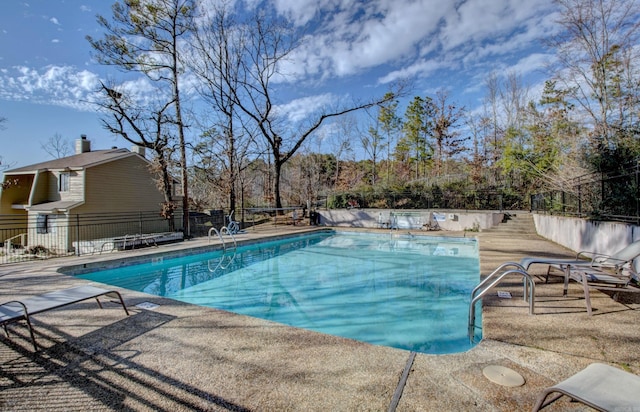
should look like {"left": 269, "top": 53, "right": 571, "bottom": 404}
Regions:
{"left": 636, "top": 164, "right": 640, "bottom": 224}
{"left": 578, "top": 184, "right": 582, "bottom": 217}
{"left": 75, "top": 214, "right": 80, "bottom": 256}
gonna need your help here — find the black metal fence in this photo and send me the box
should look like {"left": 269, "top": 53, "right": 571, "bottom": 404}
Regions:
{"left": 531, "top": 164, "right": 640, "bottom": 224}
{"left": 326, "top": 189, "right": 524, "bottom": 211}
{"left": 0, "top": 210, "right": 185, "bottom": 265}
{"left": 0, "top": 207, "right": 316, "bottom": 265}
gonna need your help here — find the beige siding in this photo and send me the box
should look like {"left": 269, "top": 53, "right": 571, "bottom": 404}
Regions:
{"left": 65, "top": 171, "right": 84, "bottom": 201}
{"left": 28, "top": 213, "right": 71, "bottom": 253}
{"left": 46, "top": 172, "right": 61, "bottom": 201}
{"left": 76, "top": 155, "right": 165, "bottom": 214}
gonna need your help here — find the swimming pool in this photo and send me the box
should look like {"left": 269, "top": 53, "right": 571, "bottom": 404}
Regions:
{"left": 76, "top": 231, "right": 482, "bottom": 354}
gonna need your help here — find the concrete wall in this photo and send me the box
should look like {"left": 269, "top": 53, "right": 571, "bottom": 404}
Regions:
{"left": 317, "top": 209, "right": 504, "bottom": 231}
{"left": 533, "top": 214, "right": 640, "bottom": 255}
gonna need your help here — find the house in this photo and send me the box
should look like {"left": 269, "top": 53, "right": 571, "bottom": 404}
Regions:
{"left": 0, "top": 135, "right": 181, "bottom": 255}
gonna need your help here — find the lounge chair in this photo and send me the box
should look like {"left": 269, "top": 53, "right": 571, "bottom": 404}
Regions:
{"left": 0, "top": 285, "right": 129, "bottom": 351}
{"left": 520, "top": 239, "right": 640, "bottom": 283}
{"left": 521, "top": 240, "right": 640, "bottom": 315}
{"left": 533, "top": 363, "right": 640, "bottom": 411}
{"left": 566, "top": 265, "right": 639, "bottom": 315}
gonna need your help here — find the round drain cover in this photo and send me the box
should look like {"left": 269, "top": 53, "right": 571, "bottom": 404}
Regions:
{"left": 482, "top": 365, "right": 525, "bottom": 387}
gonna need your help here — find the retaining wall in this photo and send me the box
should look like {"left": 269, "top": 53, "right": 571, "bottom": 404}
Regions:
{"left": 533, "top": 214, "right": 640, "bottom": 255}
{"left": 317, "top": 209, "right": 504, "bottom": 231}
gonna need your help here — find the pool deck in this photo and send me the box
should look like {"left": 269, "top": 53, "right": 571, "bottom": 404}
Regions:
{"left": 1, "top": 225, "right": 639, "bottom": 411}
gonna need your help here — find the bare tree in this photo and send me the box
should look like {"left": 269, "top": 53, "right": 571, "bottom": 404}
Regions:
{"left": 328, "top": 115, "right": 357, "bottom": 190}
{"left": 231, "top": 10, "right": 401, "bottom": 210}
{"left": 41, "top": 133, "right": 73, "bottom": 159}
{"left": 87, "top": 0, "right": 194, "bottom": 234}
{"left": 430, "top": 90, "right": 467, "bottom": 176}
{"left": 95, "top": 82, "right": 176, "bottom": 217}
{"left": 189, "top": 2, "right": 257, "bottom": 214}
{"left": 549, "top": 0, "right": 640, "bottom": 146}
{"left": 0, "top": 115, "right": 9, "bottom": 171}
{"left": 361, "top": 108, "right": 386, "bottom": 186}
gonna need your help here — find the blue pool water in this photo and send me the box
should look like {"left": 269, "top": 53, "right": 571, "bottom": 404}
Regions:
{"left": 77, "top": 231, "right": 482, "bottom": 354}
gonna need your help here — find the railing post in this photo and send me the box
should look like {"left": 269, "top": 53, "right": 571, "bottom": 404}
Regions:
{"left": 578, "top": 184, "right": 582, "bottom": 217}
{"left": 75, "top": 214, "right": 80, "bottom": 256}
{"left": 636, "top": 164, "right": 640, "bottom": 224}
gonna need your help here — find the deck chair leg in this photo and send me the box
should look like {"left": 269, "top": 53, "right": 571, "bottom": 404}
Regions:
{"left": 533, "top": 390, "right": 564, "bottom": 411}
{"left": 23, "top": 315, "right": 38, "bottom": 351}
{"left": 580, "top": 272, "right": 593, "bottom": 315}
{"left": 106, "top": 291, "right": 130, "bottom": 316}
{"left": 94, "top": 297, "right": 104, "bottom": 309}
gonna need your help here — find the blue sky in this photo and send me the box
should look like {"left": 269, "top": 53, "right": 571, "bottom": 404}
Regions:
{"left": 0, "top": 0, "right": 559, "bottom": 170}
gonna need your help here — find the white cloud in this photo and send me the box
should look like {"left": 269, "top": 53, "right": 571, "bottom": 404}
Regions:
{"left": 50, "top": 17, "right": 60, "bottom": 25}
{"left": 275, "top": 93, "right": 335, "bottom": 123}
{"left": 276, "top": 0, "right": 452, "bottom": 82}
{"left": 271, "top": 0, "right": 557, "bottom": 93}
{"left": 0, "top": 65, "right": 101, "bottom": 110}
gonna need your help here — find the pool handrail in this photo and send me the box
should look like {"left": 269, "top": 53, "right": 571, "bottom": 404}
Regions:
{"left": 208, "top": 227, "right": 226, "bottom": 251}
{"left": 468, "top": 263, "right": 535, "bottom": 342}
{"left": 220, "top": 226, "right": 238, "bottom": 250}
{"left": 470, "top": 262, "right": 528, "bottom": 301}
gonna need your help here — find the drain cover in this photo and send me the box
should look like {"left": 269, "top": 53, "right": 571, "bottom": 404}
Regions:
{"left": 482, "top": 365, "right": 525, "bottom": 387}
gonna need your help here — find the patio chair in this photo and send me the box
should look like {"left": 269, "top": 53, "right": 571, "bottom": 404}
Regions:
{"left": 533, "top": 363, "right": 640, "bottom": 411}
{"left": 0, "top": 285, "right": 129, "bottom": 351}
{"left": 520, "top": 239, "right": 640, "bottom": 283}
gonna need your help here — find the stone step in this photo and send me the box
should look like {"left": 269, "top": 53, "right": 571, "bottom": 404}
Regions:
{"left": 484, "top": 213, "right": 537, "bottom": 235}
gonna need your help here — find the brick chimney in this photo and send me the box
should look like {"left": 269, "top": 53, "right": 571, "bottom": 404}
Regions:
{"left": 75, "top": 134, "right": 91, "bottom": 154}
{"left": 131, "top": 145, "right": 146, "bottom": 158}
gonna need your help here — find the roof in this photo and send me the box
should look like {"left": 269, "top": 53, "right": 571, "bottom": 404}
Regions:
{"left": 28, "top": 200, "right": 84, "bottom": 212}
{"left": 4, "top": 148, "right": 138, "bottom": 174}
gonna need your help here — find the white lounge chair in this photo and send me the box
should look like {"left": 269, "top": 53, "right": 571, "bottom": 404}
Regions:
{"left": 521, "top": 240, "right": 640, "bottom": 315}
{"left": 533, "top": 363, "right": 640, "bottom": 411}
{"left": 0, "top": 285, "right": 129, "bottom": 351}
{"left": 521, "top": 239, "right": 640, "bottom": 283}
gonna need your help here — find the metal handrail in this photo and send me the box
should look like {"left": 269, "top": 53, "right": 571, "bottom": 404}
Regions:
{"left": 470, "top": 262, "right": 528, "bottom": 302}
{"left": 4, "top": 233, "right": 27, "bottom": 251}
{"left": 468, "top": 264, "right": 535, "bottom": 342}
{"left": 220, "top": 226, "right": 238, "bottom": 251}
{"left": 208, "top": 227, "right": 226, "bottom": 251}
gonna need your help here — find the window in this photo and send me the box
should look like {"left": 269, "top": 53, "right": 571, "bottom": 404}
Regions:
{"left": 36, "top": 214, "right": 48, "bottom": 234}
{"left": 59, "top": 172, "right": 70, "bottom": 192}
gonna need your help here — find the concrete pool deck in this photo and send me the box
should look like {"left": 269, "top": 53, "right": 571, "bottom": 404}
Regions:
{"left": 1, "top": 225, "right": 639, "bottom": 411}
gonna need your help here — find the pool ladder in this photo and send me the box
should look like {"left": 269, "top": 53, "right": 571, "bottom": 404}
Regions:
{"left": 468, "top": 262, "right": 535, "bottom": 342}
{"left": 208, "top": 226, "right": 238, "bottom": 252}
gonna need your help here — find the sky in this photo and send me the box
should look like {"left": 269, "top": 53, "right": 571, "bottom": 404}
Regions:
{"left": 0, "top": 0, "right": 560, "bottom": 170}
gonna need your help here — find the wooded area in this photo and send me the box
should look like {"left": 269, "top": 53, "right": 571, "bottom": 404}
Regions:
{"left": 69, "top": 1, "right": 640, "bottom": 224}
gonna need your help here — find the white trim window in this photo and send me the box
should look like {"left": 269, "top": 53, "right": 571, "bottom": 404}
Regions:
{"left": 59, "top": 172, "right": 70, "bottom": 192}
